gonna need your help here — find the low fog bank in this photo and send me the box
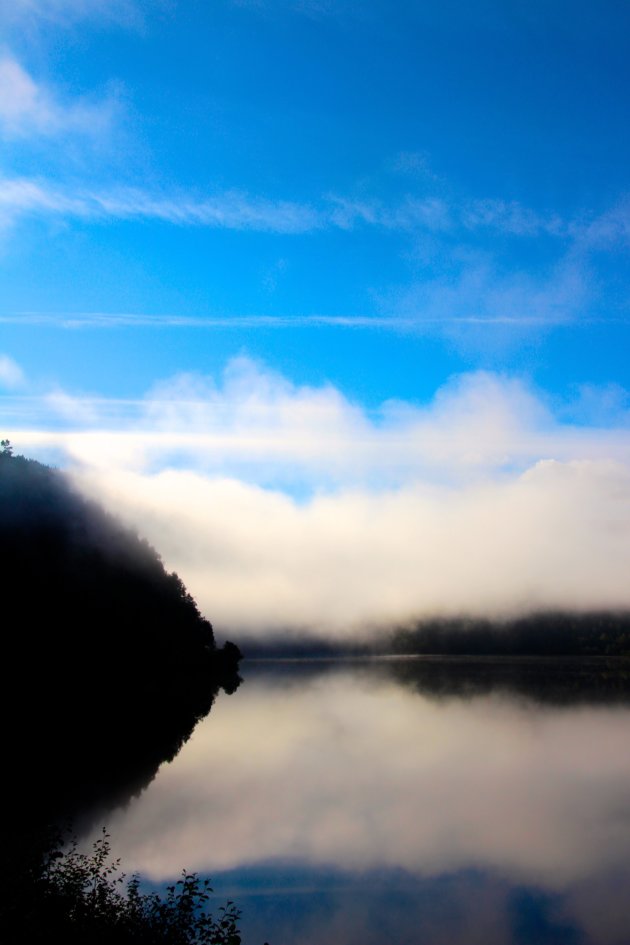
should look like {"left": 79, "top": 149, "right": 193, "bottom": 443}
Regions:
{"left": 10, "top": 358, "right": 630, "bottom": 644}
{"left": 72, "top": 457, "right": 630, "bottom": 643}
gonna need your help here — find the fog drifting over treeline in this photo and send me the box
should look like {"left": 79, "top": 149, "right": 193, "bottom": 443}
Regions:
{"left": 11, "top": 357, "right": 630, "bottom": 640}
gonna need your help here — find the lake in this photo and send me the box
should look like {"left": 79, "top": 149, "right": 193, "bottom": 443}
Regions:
{"left": 88, "top": 657, "right": 630, "bottom": 945}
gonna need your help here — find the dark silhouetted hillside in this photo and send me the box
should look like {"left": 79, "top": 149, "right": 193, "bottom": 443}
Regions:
{"left": 0, "top": 447, "right": 241, "bottom": 840}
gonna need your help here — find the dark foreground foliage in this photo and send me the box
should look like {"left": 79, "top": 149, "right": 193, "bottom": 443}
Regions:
{"left": 5, "top": 830, "right": 244, "bottom": 945}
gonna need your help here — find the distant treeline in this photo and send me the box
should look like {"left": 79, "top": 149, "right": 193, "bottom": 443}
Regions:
{"left": 388, "top": 611, "right": 630, "bottom": 657}
{"left": 242, "top": 613, "right": 630, "bottom": 660}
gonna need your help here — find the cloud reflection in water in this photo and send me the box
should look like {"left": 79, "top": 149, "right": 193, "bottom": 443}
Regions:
{"left": 99, "top": 664, "right": 630, "bottom": 890}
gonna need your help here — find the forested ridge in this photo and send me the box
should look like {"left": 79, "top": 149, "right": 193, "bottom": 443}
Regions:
{"left": 389, "top": 611, "right": 630, "bottom": 657}
{"left": 0, "top": 444, "right": 241, "bottom": 823}
{"left": 0, "top": 444, "right": 244, "bottom": 943}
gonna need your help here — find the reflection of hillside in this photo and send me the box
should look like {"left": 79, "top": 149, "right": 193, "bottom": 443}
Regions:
{"left": 244, "top": 654, "right": 630, "bottom": 706}
{"left": 0, "top": 451, "right": 240, "bottom": 849}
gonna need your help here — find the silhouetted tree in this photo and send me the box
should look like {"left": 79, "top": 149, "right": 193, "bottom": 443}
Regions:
{"left": 2, "top": 829, "right": 243, "bottom": 945}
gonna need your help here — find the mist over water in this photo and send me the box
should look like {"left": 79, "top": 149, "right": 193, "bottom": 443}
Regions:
{"left": 6, "top": 3, "right": 630, "bottom": 942}
{"left": 73, "top": 458, "right": 630, "bottom": 642}
{"left": 11, "top": 360, "right": 630, "bottom": 642}
{"left": 88, "top": 659, "right": 630, "bottom": 945}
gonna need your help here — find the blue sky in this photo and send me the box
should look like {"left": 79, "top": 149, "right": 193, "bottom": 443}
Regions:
{"left": 2, "top": 1, "right": 630, "bottom": 636}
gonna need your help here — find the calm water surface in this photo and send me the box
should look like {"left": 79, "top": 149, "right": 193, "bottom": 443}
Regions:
{"left": 92, "top": 658, "right": 630, "bottom": 945}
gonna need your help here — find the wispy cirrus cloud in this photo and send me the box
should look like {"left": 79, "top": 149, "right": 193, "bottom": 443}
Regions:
{"left": 329, "top": 194, "right": 453, "bottom": 232}
{"left": 461, "top": 198, "right": 566, "bottom": 238}
{"left": 329, "top": 185, "right": 630, "bottom": 249}
{"left": 0, "top": 176, "right": 323, "bottom": 233}
{"left": 0, "top": 55, "right": 120, "bottom": 142}
{"left": 329, "top": 193, "right": 567, "bottom": 238}
{"left": 570, "top": 199, "right": 630, "bottom": 250}
{"left": 0, "top": 354, "right": 25, "bottom": 389}
{"left": 2, "top": 166, "right": 629, "bottom": 246}
{"left": 2, "top": 166, "right": 629, "bottom": 341}
{"left": 0, "top": 311, "right": 576, "bottom": 331}
{"left": 378, "top": 256, "right": 591, "bottom": 336}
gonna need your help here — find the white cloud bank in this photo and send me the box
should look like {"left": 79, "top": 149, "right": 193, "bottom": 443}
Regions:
{"left": 9, "top": 359, "right": 630, "bottom": 638}
{"left": 72, "top": 458, "right": 630, "bottom": 637}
